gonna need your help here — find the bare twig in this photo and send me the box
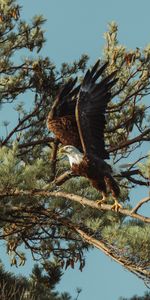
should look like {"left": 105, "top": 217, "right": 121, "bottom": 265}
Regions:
{"left": 109, "top": 128, "right": 150, "bottom": 152}
{"left": 18, "top": 137, "right": 54, "bottom": 149}
{"left": 53, "top": 170, "right": 75, "bottom": 185}
{"left": 1, "top": 106, "right": 40, "bottom": 146}
{"left": 131, "top": 197, "right": 150, "bottom": 213}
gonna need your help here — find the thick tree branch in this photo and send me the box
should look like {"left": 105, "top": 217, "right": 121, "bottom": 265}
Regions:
{"left": 48, "top": 191, "right": 150, "bottom": 223}
{"left": 0, "top": 189, "right": 150, "bottom": 223}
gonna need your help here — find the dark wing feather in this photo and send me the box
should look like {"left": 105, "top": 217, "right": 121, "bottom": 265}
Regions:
{"left": 59, "top": 78, "right": 78, "bottom": 100}
{"left": 75, "top": 60, "right": 118, "bottom": 159}
{"left": 47, "top": 78, "right": 82, "bottom": 149}
{"left": 49, "top": 78, "right": 79, "bottom": 119}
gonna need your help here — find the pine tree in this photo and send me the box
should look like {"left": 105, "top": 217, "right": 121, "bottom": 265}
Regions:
{"left": 0, "top": 260, "right": 72, "bottom": 300}
{"left": 0, "top": 0, "right": 150, "bottom": 286}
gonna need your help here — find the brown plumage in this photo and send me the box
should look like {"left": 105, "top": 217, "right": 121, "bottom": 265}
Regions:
{"left": 70, "top": 150, "right": 120, "bottom": 206}
{"left": 48, "top": 115, "right": 80, "bottom": 148}
{"left": 47, "top": 78, "right": 82, "bottom": 150}
{"left": 47, "top": 60, "right": 121, "bottom": 210}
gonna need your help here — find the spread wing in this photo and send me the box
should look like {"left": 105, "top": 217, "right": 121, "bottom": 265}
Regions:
{"left": 75, "top": 60, "right": 118, "bottom": 159}
{"left": 47, "top": 78, "right": 82, "bottom": 149}
{"left": 48, "top": 78, "right": 79, "bottom": 119}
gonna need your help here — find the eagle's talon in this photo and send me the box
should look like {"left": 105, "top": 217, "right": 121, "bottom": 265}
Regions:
{"left": 111, "top": 199, "right": 122, "bottom": 212}
{"left": 96, "top": 199, "right": 106, "bottom": 206}
{"left": 96, "top": 193, "right": 107, "bottom": 206}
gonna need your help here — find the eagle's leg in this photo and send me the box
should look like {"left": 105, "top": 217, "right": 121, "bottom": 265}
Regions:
{"left": 111, "top": 197, "right": 122, "bottom": 212}
{"left": 103, "top": 176, "right": 122, "bottom": 212}
{"left": 96, "top": 192, "right": 107, "bottom": 206}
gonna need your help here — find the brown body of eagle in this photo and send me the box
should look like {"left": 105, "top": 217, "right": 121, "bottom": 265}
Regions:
{"left": 71, "top": 155, "right": 120, "bottom": 201}
{"left": 47, "top": 60, "right": 121, "bottom": 210}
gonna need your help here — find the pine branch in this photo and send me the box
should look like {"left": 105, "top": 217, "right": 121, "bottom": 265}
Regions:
{"left": 0, "top": 189, "right": 150, "bottom": 223}
{"left": 74, "top": 226, "right": 150, "bottom": 281}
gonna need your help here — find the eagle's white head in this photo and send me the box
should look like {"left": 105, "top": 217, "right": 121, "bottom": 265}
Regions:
{"left": 59, "top": 145, "right": 83, "bottom": 166}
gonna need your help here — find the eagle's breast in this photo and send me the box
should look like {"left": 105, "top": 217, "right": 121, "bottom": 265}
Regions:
{"left": 71, "top": 156, "right": 90, "bottom": 177}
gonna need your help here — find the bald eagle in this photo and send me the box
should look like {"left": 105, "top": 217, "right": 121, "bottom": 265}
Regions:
{"left": 47, "top": 60, "right": 121, "bottom": 211}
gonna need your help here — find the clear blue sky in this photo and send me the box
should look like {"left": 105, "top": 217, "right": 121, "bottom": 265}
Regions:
{"left": 2, "top": 0, "right": 150, "bottom": 299}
